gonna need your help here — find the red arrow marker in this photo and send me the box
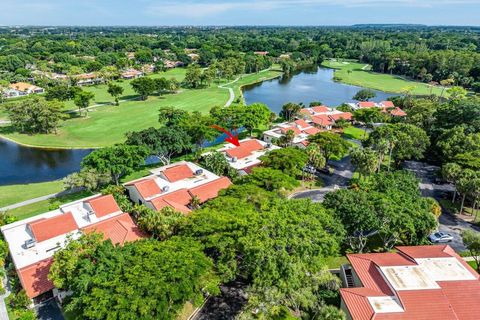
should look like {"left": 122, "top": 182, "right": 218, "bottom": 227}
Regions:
{"left": 211, "top": 125, "right": 241, "bottom": 147}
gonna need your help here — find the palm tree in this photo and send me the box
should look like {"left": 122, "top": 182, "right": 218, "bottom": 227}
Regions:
{"left": 189, "top": 195, "right": 201, "bottom": 210}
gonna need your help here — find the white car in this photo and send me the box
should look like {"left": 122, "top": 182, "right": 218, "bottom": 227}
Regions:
{"left": 428, "top": 232, "right": 453, "bottom": 243}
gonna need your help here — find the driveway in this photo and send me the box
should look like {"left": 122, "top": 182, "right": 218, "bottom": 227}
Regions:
{"left": 35, "top": 298, "right": 64, "bottom": 320}
{"left": 291, "top": 156, "right": 354, "bottom": 202}
{"left": 193, "top": 280, "right": 247, "bottom": 320}
{"left": 403, "top": 161, "right": 478, "bottom": 252}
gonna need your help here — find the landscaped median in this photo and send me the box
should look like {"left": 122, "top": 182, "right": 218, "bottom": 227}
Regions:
{"left": 322, "top": 59, "right": 445, "bottom": 96}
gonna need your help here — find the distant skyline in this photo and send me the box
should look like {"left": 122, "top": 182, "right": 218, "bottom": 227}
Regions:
{"left": 1, "top": 0, "right": 480, "bottom": 27}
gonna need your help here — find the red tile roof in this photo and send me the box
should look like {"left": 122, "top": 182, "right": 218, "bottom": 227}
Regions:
{"left": 127, "top": 178, "right": 162, "bottom": 199}
{"left": 162, "top": 164, "right": 194, "bottom": 182}
{"left": 28, "top": 212, "right": 78, "bottom": 242}
{"left": 86, "top": 195, "right": 121, "bottom": 218}
{"left": 18, "top": 258, "right": 55, "bottom": 298}
{"left": 149, "top": 188, "right": 193, "bottom": 213}
{"left": 330, "top": 112, "right": 353, "bottom": 121}
{"left": 225, "top": 139, "right": 264, "bottom": 160}
{"left": 380, "top": 100, "right": 395, "bottom": 108}
{"left": 294, "top": 119, "right": 310, "bottom": 129}
{"left": 311, "top": 114, "right": 334, "bottom": 127}
{"left": 341, "top": 245, "right": 480, "bottom": 320}
{"left": 358, "top": 101, "right": 376, "bottom": 108}
{"left": 390, "top": 107, "right": 407, "bottom": 117}
{"left": 300, "top": 108, "right": 314, "bottom": 116}
{"left": 302, "top": 127, "right": 321, "bottom": 135}
{"left": 152, "top": 199, "right": 192, "bottom": 214}
{"left": 280, "top": 126, "right": 302, "bottom": 135}
{"left": 82, "top": 213, "right": 145, "bottom": 245}
{"left": 188, "top": 177, "right": 232, "bottom": 203}
{"left": 311, "top": 105, "right": 330, "bottom": 113}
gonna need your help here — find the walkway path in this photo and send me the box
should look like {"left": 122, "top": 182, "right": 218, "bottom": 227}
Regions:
{"left": 0, "top": 188, "right": 81, "bottom": 212}
{"left": 218, "top": 78, "right": 239, "bottom": 107}
{"left": 0, "top": 272, "right": 11, "bottom": 320}
{"left": 217, "top": 68, "right": 273, "bottom": 107}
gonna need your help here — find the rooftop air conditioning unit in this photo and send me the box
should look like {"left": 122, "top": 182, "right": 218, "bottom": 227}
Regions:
{"left": 232, "top": 157, "right": 237, "bottom": 163}
{"left": 24, "top": 238, "right": 36, "bottom": 249}
{"left": 195, "top": 169, "right": 203, "bottom": 176}
{"left": 162, "top": 186, "right": 170, "bottom": 192}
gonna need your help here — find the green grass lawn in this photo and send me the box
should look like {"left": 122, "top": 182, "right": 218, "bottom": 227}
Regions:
{"left": 325, "top": 256, "right": 349, "bottom": 269}
{"left": 4, "top": 190, "right": 94, "bottom": 220}
{"left": 227, "top": 69, "right": 282, "bottom": 101}
{"left": 0, "top": 180, "right": 64, "bottom": 208}
{"left": 1, "top": 86, "right": 228, "bottom": 148}
{"left": 322, "top": 59, "right": 445, "bottom": 96}
{"left": 342, "top": 126, "right": 369, "bottom": 141}
{"left": 0, "top": 68, "right": 282, "bottom": 148}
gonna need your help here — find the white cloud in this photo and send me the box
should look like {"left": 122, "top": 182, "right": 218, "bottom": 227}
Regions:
{"left": 146, "top": 0, "right": 480, "bottom": 18}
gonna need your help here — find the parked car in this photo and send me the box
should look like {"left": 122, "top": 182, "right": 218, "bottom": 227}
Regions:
{"left": 428, "top": 232, "right": 453, "bottom": 243}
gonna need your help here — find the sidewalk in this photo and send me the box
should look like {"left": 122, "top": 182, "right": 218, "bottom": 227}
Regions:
{"left": 0, "top": 188, "right": 81, "bottom": 212}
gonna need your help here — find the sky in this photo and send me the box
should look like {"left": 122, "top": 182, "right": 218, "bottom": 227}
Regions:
{"left": 1, "top": 0, "right": 479, "bottom": 26}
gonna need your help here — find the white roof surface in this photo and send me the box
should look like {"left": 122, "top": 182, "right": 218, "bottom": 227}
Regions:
{"left": 380, "top": 265, "right": 440, "bottom": 291}
{"left": 368, "top": 296, "right": 404, "bottom": 313}
{"left": 217, "top": 139, "right": 280, "bottom": 171}
{"left": 1, "top": 194, "right": 122, "bottom": 270}
{"left": 415, "top": 257, "right": 477, "bottom": 282}
{"left": 127, "top": 161, "right": 221, "bottom": 201}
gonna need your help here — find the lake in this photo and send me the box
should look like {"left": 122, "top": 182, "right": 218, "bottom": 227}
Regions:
{"left": 243, "top": 66, "right": 394, "bottom": 113}
{"left": 0, "top": 138, "right": 92, "bottom": 186}
{"left": 0, "top": 66, "right": 394, "bottom": 186}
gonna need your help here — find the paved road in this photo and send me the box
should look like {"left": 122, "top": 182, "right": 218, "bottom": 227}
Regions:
{"left": 292, "top": 156, "right": 354, "bottom": 202}
{"left": 0, "top": 274, "right": 11, "bottom": 320}
{"left": 193, "top": 281, "right": 247, "bottom": 320}
{"left": 403, "top": 161, "right": 478, "bottom": 251}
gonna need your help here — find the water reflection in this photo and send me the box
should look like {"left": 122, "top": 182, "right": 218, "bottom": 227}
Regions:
{"left": 0, "top": 138, "right": 92, "bottom": 185}
{"left": 243, "top": 66, "right": 395, "bottom": 113}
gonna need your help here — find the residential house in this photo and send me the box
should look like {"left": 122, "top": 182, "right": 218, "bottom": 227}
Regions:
{"left": 0, "top": 194, "right": 144, "bottom": 301}
{"left": 299, "top": 105, "right": 353, "bottom": 130}
{"left": 125, "top": 161, "right": 232, "bottom": 214}
{"left": 4, "top": 82, "right": 44, "bottom": 98}
{"left": 254, "top": 51, "right": 269, "bottom": 56}
{"left": 187, "top": 53, "right": 200, "bottom": 61}
{"left": 263, "top": 119, "right": 322, "bottom": 148}
{"left": 121, "top": 69, "right": 143, "bottom": 79}
{"left": 163, "top": 60, "right": 184, "bottom": 69}
{"left": 339, "top": 245, "right": 480, "bottom": 320}
{"left": 141, "top": 64, "right": 155, "bottom": 74}
{"left": 74, "top": 73, "right": 103, "bottom": 86}
{"left": 216, "top": 138, "right": 280, "bottom": 174}
{"left": 348, "top": 100, "right": 407, "bottom": 117}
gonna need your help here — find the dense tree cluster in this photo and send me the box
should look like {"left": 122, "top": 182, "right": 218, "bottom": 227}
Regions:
{"left": 49, "top": 234, "right": 218, "bottom": 320}
{"left": 324, "top": 171, "right": 438, "bottom": 252}
{"left": 0, "top": 26, "right": 479, "bottom": 90}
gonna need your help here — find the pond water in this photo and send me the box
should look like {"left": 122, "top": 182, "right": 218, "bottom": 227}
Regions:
{"left": 0, "top": 138, "right": 92, "bottom": 186}
{"left": 243, "top": 66, "right": 394, "bottom": 113}
{"left": 1, "top": 66, "right": 395, "bottom": 186}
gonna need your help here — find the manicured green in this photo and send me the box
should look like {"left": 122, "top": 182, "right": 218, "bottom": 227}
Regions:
{"left": 228, "top": 69, "right": 282, "bottom": 101}
{"left": 1, "top": 86, "right": 227, "bottom": 148}
{"left": 342, "top": 126, "right": 369, "bottom": 141}
{"left": 0, "top": 180, "right": 64, "bottom": 208}
{"left": 64, "top": 68, "right": 187, "bottom": 108}
{"left": 1, "top": 69, "right": 282, "bottom": 148}
{"left": 322, "top": 60, "right": 445, "bottom": 96}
